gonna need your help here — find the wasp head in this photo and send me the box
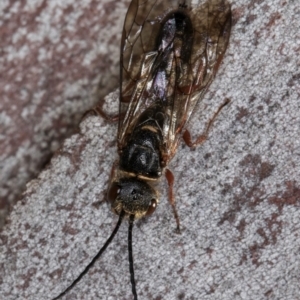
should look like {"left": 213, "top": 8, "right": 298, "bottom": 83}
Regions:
{"left": 108, "top": 178, "right": 158, "bottom": 219}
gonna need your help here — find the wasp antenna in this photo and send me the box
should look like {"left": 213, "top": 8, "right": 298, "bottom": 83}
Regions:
{"left": 52, "top": 211, "right": 125, "bottom": 300}
{"left": 128, "top": 214, "right": 138, "bottom": 300}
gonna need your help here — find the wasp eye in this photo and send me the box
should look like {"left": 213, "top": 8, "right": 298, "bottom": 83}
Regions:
{"left": 145, "top": 199, "right": 157, "bottom": 216}
{"left": 107, "top": 182, "right": 120, "bottom": 204}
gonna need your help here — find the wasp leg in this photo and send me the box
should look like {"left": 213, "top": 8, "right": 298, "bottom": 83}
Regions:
{"left": 183, "top": 98, "right": 230, "bottom": 148}
{"left": 165, "top": 169, "right": 181, "bottom": 233}
{"left": 82, "top": 104, "right": 120, "bottom": 122}
{"left": 93, "top": 162, "right": 118, "bottom": 208}
{"left": 106, "top": 162, "right": 116, "bottom": 186}
{"left": 87, "top": 90, "right": 133, "bottom": 122}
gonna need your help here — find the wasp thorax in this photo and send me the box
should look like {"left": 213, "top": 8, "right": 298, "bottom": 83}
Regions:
{"left": 108, "top": 178, "right": 158, "bottom": 218}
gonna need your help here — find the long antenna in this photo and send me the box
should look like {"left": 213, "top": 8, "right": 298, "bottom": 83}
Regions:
{"left": 52, "top": 211, "right": 125, "bottom": 300}
{"left": 128, "top": 214, "right": 138, "bottom": 300}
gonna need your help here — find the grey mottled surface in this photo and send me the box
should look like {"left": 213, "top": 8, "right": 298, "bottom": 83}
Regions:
{"left": 1, "top": 0, "right": 300, "bottom": 300}
{"left": 0, "top": 0, "right": 129, "bottom": 226}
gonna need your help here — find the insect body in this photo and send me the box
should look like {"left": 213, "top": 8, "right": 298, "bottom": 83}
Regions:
{"left": 53, "top": 0, "right": 231, "bottom": 299}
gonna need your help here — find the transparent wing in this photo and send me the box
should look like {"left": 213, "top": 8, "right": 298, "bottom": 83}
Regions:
{"left": 118, "top": 0, "right": 231, "bottom": 162}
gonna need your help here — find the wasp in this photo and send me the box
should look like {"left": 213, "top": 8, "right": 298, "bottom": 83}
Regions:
{"left": 53, "top": 0, "right": 231, "bottom": 299}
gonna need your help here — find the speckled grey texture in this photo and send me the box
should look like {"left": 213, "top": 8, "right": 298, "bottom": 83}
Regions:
{"left": 1, "top": 0, "right": 300, "bottom": 299}
{"left": 0, "top": 0, "right": 129, "bottom": 226}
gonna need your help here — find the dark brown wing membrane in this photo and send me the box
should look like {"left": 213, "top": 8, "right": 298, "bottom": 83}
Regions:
{"left": 119, "top": 0, "right": 231, "bottom": 162}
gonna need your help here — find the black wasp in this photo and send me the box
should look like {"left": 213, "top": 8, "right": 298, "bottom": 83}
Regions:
{"left": 53, "top": 0, "right": 231, "bottom": 299}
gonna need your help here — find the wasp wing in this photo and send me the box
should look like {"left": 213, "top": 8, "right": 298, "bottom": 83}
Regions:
{"left": 118, "top": 0, "right": 231, "bottom": 163}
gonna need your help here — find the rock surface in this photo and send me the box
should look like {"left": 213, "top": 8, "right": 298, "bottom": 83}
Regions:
{"left": 1, "top": 0, "right": 300, "bottom": 299}
{"left": 0, "top": 0, "right": 128, "bottom": 226}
